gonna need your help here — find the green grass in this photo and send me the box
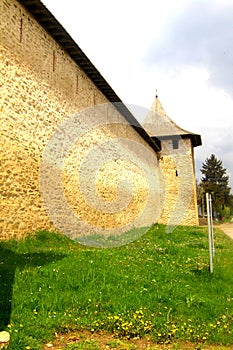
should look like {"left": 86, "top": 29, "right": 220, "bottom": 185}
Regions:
{"left": 0, "top": 224, "right": 233, "bottom": 349}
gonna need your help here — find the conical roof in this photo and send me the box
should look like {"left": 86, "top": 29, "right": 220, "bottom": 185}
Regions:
{"left": 142, "top": 96, "right": 202, "bottom": 148}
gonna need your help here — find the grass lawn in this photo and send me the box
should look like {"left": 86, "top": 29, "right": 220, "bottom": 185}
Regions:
{"left": 0, "top": 224, "right": 233, "bottom": 349}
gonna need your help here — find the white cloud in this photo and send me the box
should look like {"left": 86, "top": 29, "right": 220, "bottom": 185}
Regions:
{"left": 146, "top": 0, "right": 233, "bottom": 95}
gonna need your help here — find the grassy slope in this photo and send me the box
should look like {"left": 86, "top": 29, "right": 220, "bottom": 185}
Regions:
{"left": 0, "top": 225, "right": 232, "bottom": 349}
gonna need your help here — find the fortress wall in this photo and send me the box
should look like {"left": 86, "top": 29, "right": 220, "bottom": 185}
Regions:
{"left": 158, "top": 138, "right": 199, "bottom": 227}
{"left": 0, "top": 0, "right": 159, "bottom": 240}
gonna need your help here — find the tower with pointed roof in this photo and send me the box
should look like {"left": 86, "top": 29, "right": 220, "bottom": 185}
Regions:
{"left": 143, "top": 96, "right": 202, "bottom": 227}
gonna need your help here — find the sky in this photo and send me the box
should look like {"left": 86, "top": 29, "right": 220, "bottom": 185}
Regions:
{"left": 42, "top": 0, "right": 233, "bottom": 190}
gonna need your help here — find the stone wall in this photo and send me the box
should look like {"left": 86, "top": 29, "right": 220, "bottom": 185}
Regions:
{"left": 0, "top": 0, "right": 159, "bottom": 241}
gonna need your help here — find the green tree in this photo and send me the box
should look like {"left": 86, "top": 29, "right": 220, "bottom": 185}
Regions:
{"left": 200, "top": 154, "right": 231, "bottom": 216}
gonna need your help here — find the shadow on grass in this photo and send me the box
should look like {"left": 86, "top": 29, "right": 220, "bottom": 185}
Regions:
{"left": 0, "top": 243, "right": 65, "bottom": 330}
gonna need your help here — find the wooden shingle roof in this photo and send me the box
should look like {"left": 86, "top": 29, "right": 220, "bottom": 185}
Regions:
{"left": 143, "top": 96, "right": 202, "bottom": 148}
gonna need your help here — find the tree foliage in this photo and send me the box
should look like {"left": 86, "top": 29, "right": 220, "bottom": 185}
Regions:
{"left": 200, "top": 154, "right": 231, "bottom": 213}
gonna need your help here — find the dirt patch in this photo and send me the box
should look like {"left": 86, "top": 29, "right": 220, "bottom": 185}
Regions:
{"left": 43, "top": 330, "right": 233, "bottom": 349}
{"left": 217, "top": 223, "right": 233, "bottom": 240}
{"left": 199, "top": 218, "right": 233, "bottom": 241}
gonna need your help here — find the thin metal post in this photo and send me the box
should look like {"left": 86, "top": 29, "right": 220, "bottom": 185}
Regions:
{"left": 209, "top": 194, "right": 215, "bottom": 256}
{"left": 206, "top": 193, "right": 214, "bottom": 273}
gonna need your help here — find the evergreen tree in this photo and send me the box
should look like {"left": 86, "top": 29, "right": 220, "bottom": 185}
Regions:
{"left": 200, "top": 154, "right": 231, "bottom": 213}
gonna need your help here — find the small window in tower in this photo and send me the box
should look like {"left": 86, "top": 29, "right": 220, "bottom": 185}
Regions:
{"left": 172, "top": 139, "right": 179, "bottom": 149}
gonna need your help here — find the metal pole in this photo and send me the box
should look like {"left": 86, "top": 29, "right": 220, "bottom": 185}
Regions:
{"left": 209, "top": 194, "right": 215, "bottom": 256}
{"left": 206, "top": 193, "right": 213, "bottom": 273}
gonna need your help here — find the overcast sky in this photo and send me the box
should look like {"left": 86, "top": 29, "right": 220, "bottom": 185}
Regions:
{"left": 42, "top": 0, "right": 233, "bottom": 190}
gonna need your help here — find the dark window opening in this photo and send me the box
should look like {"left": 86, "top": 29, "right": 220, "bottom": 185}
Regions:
{"left": 176, "top": 170, "right": 178, "bottom": 177}
{"left": 52, "top": 50, "right": 56, "bottom": 72}
{"left": 172, "top": 139, "right": 179, "bottom": 149}
{"left": 76, "top": 75, "right": 79, "bottom": 94}
{"left": 20, "top": 18, "right": 23, "bottom": 43}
